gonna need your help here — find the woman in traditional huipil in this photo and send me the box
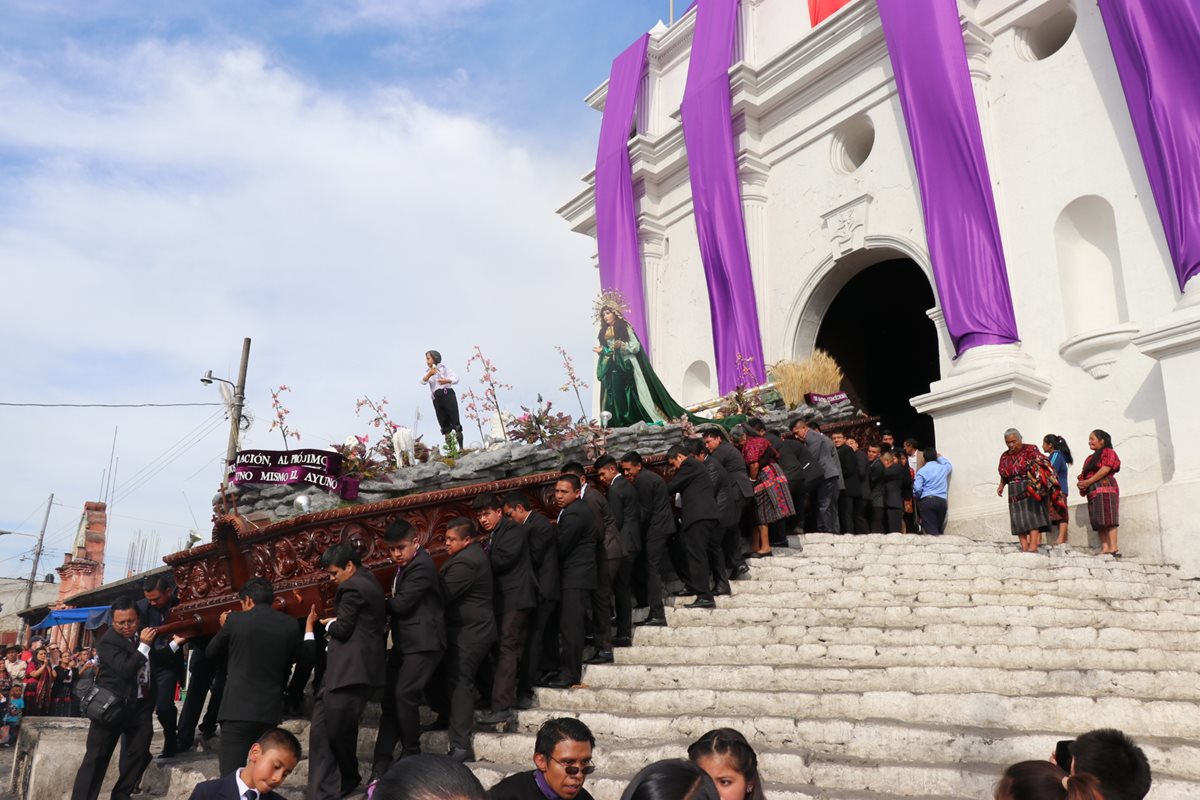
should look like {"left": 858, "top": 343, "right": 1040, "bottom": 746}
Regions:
{"left": 1042, "top": 434, "right": 1074, "bottom": 546}
{"left": 1077, "top": 429, "right": 1122, "bottom": 557}
{"left": 997, "top": 428, "right": 1065, "bottom": 553}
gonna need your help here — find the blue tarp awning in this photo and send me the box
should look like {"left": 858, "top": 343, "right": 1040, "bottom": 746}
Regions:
{"left": 31, "top": 606, "right": 111, "bottom": 631}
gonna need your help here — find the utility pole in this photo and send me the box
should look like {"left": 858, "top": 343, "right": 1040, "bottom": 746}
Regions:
{"left": 670, "top": 0, "right": 675, "bottom": 25}
{"left": 221, "top": 338, "right": 251, "bottom": 491}
{"left": 19, "top": 493, "right": 53, "bottom": 642}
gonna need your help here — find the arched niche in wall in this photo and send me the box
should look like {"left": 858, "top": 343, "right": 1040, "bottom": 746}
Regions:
{"left": 1054, "top": 195, "right": 1139, "bottom": 378}
{"left": 681, "top": 360, "right": 714, "bottom": 406}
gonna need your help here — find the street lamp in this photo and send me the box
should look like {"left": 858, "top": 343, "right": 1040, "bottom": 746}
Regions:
{"left": 201, "top": 338, "right": 251, "bottom": 491}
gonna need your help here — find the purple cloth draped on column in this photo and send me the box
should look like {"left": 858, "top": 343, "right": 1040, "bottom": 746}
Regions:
{"left": 877, "top": 0, "right": 1020, "bottom": 354}
{"left": 1098, "top": 0, "right": 1200, "bottom": 291}
{"left": 595, "top": 34, "right": 652, "bottom": 349}
{"left": 681, "top": 0, "right": 766, "bottom": 392}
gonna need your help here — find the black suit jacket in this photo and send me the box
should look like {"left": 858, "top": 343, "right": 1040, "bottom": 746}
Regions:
{"left": 486, "top": 770, "right": 595, "bottom": 800}
{"left": 838, "top": 444, "right": 863, "bottom": 498}
{"left": 487, "top": 517, "right": 537, "bottom": 615}
{"left": 187, "top": 773, "right": 285, "bottom": 800}
{"left": 324, "top": 569, "right": 386, "bottom": 691}
{"left": 522, "top": 511, "right": 559, "bottom": 603}
{"left": 632, "top": 468, "right": 675, "bottom": 536}
{"left": 206, "top": 603, "right": 305, "bottom": 724}
{"left": 135, "top": 595, "right": 185, "bottom": 675}
{"left": 440, "top": 542, "right": 498, "bottom": 649}
{"left": 766, "top": 432, "right": 802, "bottom": 482}
{"left": 582, "top": 484, "right": 625, "bottom": 561}
{"left": 712, "top": 440, "right": 754, "bottom": 500}
{"left": 386, "top": 548, "right": 446, "bottom": 656}
{"left": 95, "top": 627, "right": 149, "bottom": 705}
{"left": 882, "top": 463, "right": 905, "bottom": 509}
{"left": 867, "top": 458, "right": 885, "bottom": 507}
{"left": 702, "top": 457, "right": 738, "bottom": 528}
{"left": 667, "top": 458, "right": 720, "bottom": 528}
{"left": 556, "top": 500, "right": 597, "bottom": 591}
{"left": 605, "top": 474, "right": 642, "bottom": 555}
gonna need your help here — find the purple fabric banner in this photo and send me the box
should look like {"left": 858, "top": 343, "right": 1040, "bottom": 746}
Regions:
{"left": 1098, "top": 0, "right": 1200, "bottom": 291}
{"left": 681, "top": 0, "right": 766, "bottom": 393}
{"left": 595, "top": 34, "right": 652, "bottom": 349}
{"left": 877, "top": 0, "right": 1020, "bottom": 354}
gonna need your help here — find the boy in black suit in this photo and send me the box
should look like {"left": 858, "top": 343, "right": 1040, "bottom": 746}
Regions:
{"left": 372, "top": 519, "right": 445, "bottom": 777}
{"left": 618, "top": 451, "right": 673, "bottom": 628}
{"left": 206, "top": 577, "right": 314, "bottom": 776}
{"left": 592, "top": 456, "right": 640, "bottom": 648}
{"left": 187, "top": 727, "right": 302, "bottom": 800}
{"left": 474, "top": 494, "right": 536, "bottom": 725}
{"left": 437, "top": 517, "right": 497, "bottom": 762}
{"left": 71, "top": 595, "right": 163, "bottom": 800}
{"left": 308, "top": 543, "right": 386, "bottom": 800}
{"left": 548, "top": 474, "right": 597, "bottom": 689}
{"left": 502, "top": 493, "right": 558, "bottom": 710}
{"left": 666, "top": 444, "right": 720, "bottom": 608}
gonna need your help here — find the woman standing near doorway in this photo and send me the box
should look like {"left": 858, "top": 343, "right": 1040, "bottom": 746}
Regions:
{"left": 1042, "top": 434, "right": 1074, "bottom": 546}
{"left": 1078, "top": 429, "right": 1122, "bottom": 557}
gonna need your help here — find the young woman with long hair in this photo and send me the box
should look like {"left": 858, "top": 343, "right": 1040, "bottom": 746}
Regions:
{"left": 1042, "top": 434, "right": 1074, "bottom": 545}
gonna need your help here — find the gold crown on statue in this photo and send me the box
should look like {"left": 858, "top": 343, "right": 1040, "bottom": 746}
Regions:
{"left": 592, "top": 288, "right": 631, "bottom": 323}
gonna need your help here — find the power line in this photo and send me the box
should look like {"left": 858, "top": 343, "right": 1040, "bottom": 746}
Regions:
{"left": 0, "top": 402, "right": 223, "bottom": 408}
{"left": 107, "top": 410, "right": 225, "bottom": 504}
{"left": 114, "top": 415, "right": 227, "bottom": 505}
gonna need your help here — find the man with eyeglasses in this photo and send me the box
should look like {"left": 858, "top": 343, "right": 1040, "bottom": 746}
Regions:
{"left": 485, "top": 717, "right": 596, "bottom": 800}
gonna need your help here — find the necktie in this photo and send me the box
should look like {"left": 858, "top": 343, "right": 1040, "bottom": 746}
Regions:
{"left": 243, "top": 790, "right": 257, "bottom": 800}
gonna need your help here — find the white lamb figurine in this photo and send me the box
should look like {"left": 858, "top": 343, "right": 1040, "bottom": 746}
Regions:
{"left": 392, "top": 426, "right": 416, "bottom": 468}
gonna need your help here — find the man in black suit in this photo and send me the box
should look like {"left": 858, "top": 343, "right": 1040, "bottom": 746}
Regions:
{"left": 307, "top": 543, "right": 386, "bottom": 799}
{"left": 619, "top": 451, "right": 673, "bottom": 627}
{"left": 174, "top": 634, "right": 224, "bottom": 754}
{"left": 692, "top": 441, "right": 733, "bottom": 595}
{"left": 187, "top": 727, "right": 302, "bottom": 800}
{"left": 206, "top": 577, "right": 313, "bottom": 776}
{"left": 562, "top": 462, "right": 623, "bottom": 667}
{"left": 437, "top": 517, "right": 498, "bottom": 762}
{"left": 666, "top": 444, "right": 721, "bottom": 608}
{"left": 847, "top": 437, "right": 870, "bottom": 533}
{"left": 701, "top": 429, "right": 752, "bottom": 580}
{"left": 135, "top": 573, "right": 184, "bottom": 759}
{"left": 485, "top": 717, "right": 596, "bottom": 800}
{"left": 473, "top": 494, "right": 535, "bottom": 725}
{"left": 592, "top": 456, "right": 640, "bottom": 648}
{"left": 880, "top": 450, "right": 906, "bottom": 533}
{"left": 548, "top": 474, "right": 597, "bottom": 688}
{"left": 866, "top": 444, "right": 886, "bottom": 533}
{"left": 71, "top": 595, "right": 162, "bottom": 800}
{"left": 372, "top": 519, "right": 445, "bottom": 776}
{"left": 832, "top": 431, "right": 865, "bottom": 535}
{"left": 502, "top": 493, "right": 558, "bottom": 710}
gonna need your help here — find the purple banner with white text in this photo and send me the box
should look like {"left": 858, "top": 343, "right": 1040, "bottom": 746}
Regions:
{"left": 230, "top": 449, "right": 344, "bottom": 493}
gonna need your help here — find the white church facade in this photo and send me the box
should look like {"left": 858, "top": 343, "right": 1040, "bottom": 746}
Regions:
{"left": 559, "top": 0, "right": 1200, "bottom": 572}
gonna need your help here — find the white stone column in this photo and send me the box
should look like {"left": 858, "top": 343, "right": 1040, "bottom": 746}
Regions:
{"left": 638, "top": 219, "right": 668, "bottom": 359}
{"left": 1133, "top": 278, "right": 1200, "bottom": 576}
{"left": 739, "top": 154, "right": 770, "bottom": 361}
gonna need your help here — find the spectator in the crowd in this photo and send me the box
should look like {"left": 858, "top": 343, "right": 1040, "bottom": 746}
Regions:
{"left": 0, "top": 685, "right": 23, "bottom": 747}
{"left": 667, "top": 443, "right": 721, "bottom": 608}
{"left": 790, "top": 418, "right": 841, "bottom": 533}
{"left": 620, "top": 759, "right": 720, "bottom": 800}
{"left": 434, "top": 518, "right": 497, "bottom": 762}
{"left": 72, "top": 595, "right": 159, "bottom": 800}
{"left": 913, "top": 448, "right": 952, "bottom": 536}
{"left": 502, "top": 492, "right": 559, "bottom": 708}
{"left": 1042, "top": 434, "right": 1074, "bottom": 546}
{"left": 486, "top": 717, "right": 596, "bottom": 800}
{"left": 831, "top": 431, "right": 864, "bottom": 535}
{"left": 997, "top": 428, "right": 1056, "bottom": 553}
{"left": 688, "top": 728, "right": 766, "bottom": 800}
{"left": 902, "top": 438, "right": 923, "bottom": 474}
{"left": 880, "top": 430, "right": 896, "bottom": 453}
{"left": 1077, "top": 430, "right": 1122, "bottom": 557}
{"left": 591, "top": 457, "right": 640, "bottom": 647}
{"left": 701, "top": 428, "right": 752, "bottom": 580}
{"left": 994, "top": 761, "right": 1103, "bottom": 800}
{"left": 372, "top": 520, "right": 445, "bottom": 775}
{"left": 1060, "top": 729, "right": 1152, "bottom": 800}
{"left": 548, "top": 474, "right": 598, "bottom": 688}
{"left": 473, "top": 493, "right": 536, "bottom": 724}
{"left": 372, "top": 754, "right": 487, "bottom": 800}
{"left": 136, "top": 573, "right": 185, "bottom": 758}
{"left": 49, "top": 646, "right": 75, "bottom": 716}
{"left": 620, "top": 451, "right": 674, "bottom": 628}
{"left": 3, "top": 646, "right": 26, "bottom": 684}
{"left": 24, "top": 646, "right": 52, "bottom": 716}
{"left": 187, "top": 727, "right": 302, "bottom": 800}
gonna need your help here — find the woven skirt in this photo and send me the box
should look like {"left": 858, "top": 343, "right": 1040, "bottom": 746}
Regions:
{"left": 1087, "top": 491, "right": 1120, "bottom": 530}
{"left": 1009, "top": 496, "right": 1050, "bottom": 535}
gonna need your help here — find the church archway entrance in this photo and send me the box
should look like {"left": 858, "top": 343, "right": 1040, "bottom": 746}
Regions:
{"left": 814, "top": 257, "right": 940, "bottom": 447}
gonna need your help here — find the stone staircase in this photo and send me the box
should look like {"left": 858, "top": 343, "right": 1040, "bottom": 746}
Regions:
{"left": 469, "top": 534, "right": 1200, "bottom": 800}
{"left": 16, "top": 534, "right": 1199, "bottom": 799}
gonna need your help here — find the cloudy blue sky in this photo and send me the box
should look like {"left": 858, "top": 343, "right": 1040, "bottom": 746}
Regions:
{"left": 0, "top": 0, "right": 674, "bottom": 586}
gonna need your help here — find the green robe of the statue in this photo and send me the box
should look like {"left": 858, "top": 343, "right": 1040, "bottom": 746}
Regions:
{"left": 597, "top": 326, "right": 715, "bottom": 428}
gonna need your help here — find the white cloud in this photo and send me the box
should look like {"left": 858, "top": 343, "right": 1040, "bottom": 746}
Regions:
{"left": 307, "top": 0, "right": 494, "bottom": 31}
{"left": 0, "top": 39, "right": 599, "bottom": 580}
